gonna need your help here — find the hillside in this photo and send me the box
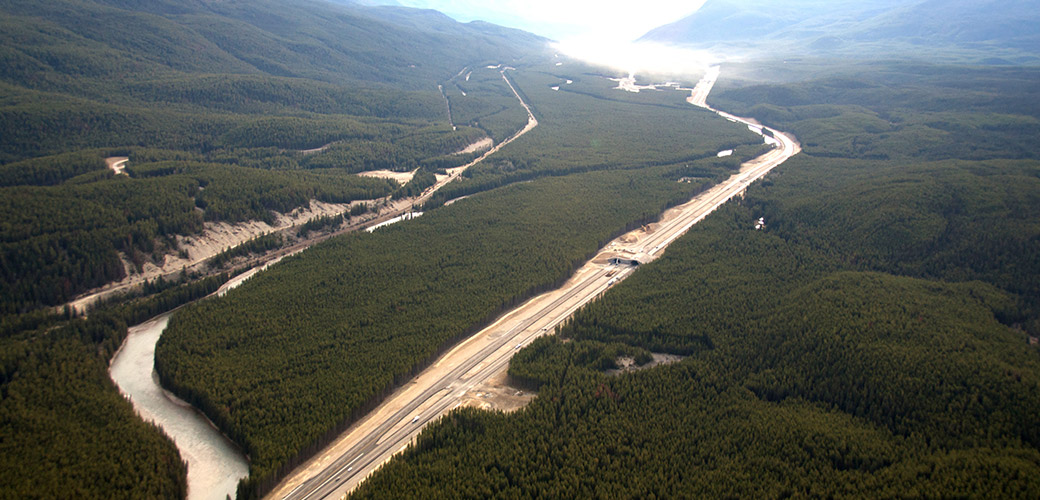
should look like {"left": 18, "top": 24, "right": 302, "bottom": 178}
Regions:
{"left": 640, "top": 0, "right": 1040, "bottom": 64}
{"left": 0, "top": 0, "right": 545, "bottom": 94}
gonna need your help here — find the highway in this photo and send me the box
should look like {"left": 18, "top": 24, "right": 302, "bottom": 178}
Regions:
{"left": 268, "top": 67, "right": 800, "bottom": 500}
{"left": 278, "top": 264, "right": 628, "bottom": 500}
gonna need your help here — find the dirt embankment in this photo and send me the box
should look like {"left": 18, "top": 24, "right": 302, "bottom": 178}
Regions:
{"left": 105, "top": 156, "right": 129, "bottom": 175}
{"left": 453, "top": 137, "right": 493, "bottom": 155}
{"left": 67, "top": 199, "right": 371, "bottom": 314}
{"left": 357, "top": 169, "right": 417, "bottom": 185}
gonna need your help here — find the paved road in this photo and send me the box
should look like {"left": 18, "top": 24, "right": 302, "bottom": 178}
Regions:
{"left": 281, "top": 264, "right": 627, "bottom": 500}
{"left": 271, "top": 67, "right": 801, "bottom": 500}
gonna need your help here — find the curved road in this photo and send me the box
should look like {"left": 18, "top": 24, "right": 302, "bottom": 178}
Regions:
{"left": 269, "top": 66, "right": 800, "bottom": 500}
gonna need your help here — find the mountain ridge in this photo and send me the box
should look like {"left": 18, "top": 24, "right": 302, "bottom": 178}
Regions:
{"left": 640, "top": 0, "right": 1040, "bottom": 64}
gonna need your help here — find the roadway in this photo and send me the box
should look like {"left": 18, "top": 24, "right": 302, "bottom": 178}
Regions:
{"left": 268, "top": 66, "right": 800, "bottom": 500}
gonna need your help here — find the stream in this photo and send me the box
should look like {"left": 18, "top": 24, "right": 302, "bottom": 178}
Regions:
{"left": 110, "top": 314, "right": 249, "bottom": 500}
{"left": 107, "top": 258, "right": 289, "bottom": 499}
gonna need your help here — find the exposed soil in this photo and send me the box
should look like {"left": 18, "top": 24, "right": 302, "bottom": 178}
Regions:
{"left": 67, "top": 199, "right": 374, "bottom": 314}
{"left": 298, "top": 143, "right": 334, "bottom": 155}
{"left": 357, "top": 168, "right": 417, "bottom": 185}
{"left": 105, "top": 156, "right": 129, "bottom": 176}
{"left": 461, "top": 370, "right": 535, "bottom": 413}
{"left": 607, "top": 353, "right": 685, "bottom": 376}
{"left": 453, "top": 137, "right": 493, "bottom": 155}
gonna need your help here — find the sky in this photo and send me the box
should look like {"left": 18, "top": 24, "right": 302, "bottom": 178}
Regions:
{"left": 382, "top": 0, "right": 707, "bottom": 42}
{"left": 374, "top": 0, "right": 714, "bottom": 74}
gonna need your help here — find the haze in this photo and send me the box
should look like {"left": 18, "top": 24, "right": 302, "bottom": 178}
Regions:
{"left": 387, "top": 0, "right": 707, "bottom": 41}
{"left": 382, "top": 0, "right": 714, "bottom": 75}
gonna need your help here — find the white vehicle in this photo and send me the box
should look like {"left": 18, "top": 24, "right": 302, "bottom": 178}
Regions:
{"left": 411, "top": 416, "right": 419, "bottom": 423}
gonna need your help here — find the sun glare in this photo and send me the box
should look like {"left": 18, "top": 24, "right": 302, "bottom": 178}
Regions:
{"left": 391, "top": 0, "right": 713, "bottom": 76}
{"left": 557, "top": 39, "right": 720, "bottom": 77}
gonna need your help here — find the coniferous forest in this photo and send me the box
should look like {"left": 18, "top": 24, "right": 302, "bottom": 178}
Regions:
{"left": 0, "top": 0, "right": 549, "bottom": 497}
{"left": 2, "top": 0, "right": 1040, "bottom": 499}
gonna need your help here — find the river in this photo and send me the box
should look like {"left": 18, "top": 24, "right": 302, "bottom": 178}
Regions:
{"left": 110, "top": 314, "right": 249, "bottom": 500}
{"left": 107, "top": 250, "right": 303, "bottom": 498}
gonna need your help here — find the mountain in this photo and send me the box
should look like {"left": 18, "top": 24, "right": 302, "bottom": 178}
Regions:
{"left": 0, "top": 0, "right": 547, "bottom": 93}
{"left": 640, "top": 0, "right": 1040, "bottom": 64}
{"left": 0, "top": 0, "right": 548, "bottom": 163}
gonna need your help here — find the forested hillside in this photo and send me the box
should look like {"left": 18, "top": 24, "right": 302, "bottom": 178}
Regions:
{"left": 642, "top": 0, "right": 1040, "bottom": 64}
{"left": 351, "top": 63, "right": 1040, "bottom": 497}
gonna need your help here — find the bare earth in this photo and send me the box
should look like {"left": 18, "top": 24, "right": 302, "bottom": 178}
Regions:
{"left": 105, "top": 156, "right": 129, "bottom": 176}
{"left": 356, "top": 169, "right": 417, "bottom": 185}
{"left": 68, "top": 199, "right": 365, "bottom": 314}
{"left": 298, "top": 144, "right": 334, "bottom": 155}
{"left": 453, "top": 137, "right": 493, "bottom": 155}
{"left": 459, "top": 370, "right": 534, "bottom": 413}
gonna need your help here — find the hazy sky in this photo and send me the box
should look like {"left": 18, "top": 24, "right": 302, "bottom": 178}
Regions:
{"left": 366, "top": 0, "right": 716, "bottom": 75}
{"left": 383, "top": 0, "right": 708, "bottom": 42}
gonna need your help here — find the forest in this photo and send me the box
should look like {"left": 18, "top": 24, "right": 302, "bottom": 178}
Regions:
{"left": 156, "top": 160, "right": 727, "bottom": 498}
{"left": 442, "top": 65, "right": 531, "bottom": 143}
{"left": 0, "top": 1, "right": 543, "bottom": 317}
{"left": 350, "top": 63, "right": 1040, "bottom": 498}
{"left": 4, "top": 0, "right": 1038, "bottom": 498}
{"left": 0, "top": 0, "right": 550, "bottom": 317}
{"left": 0, "top": 272, "right": 236, "bottom": 498}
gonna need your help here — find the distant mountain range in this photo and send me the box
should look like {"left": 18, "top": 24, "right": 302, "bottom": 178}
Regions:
{"left": 640, "top": 0, "right": 1040, "bottom": 64}
{"left": 0, "top": 0, "right": 547, "bottom": 93}
{"left": 0, "top": 0, "right": 549, "bottom": 163}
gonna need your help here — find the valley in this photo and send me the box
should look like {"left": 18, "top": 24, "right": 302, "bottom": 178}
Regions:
{"left": 270, "top": 65, "right": 799, "bottom": 500}
{"left": 1, "top": 1, "right": 1038, "bottom": 499}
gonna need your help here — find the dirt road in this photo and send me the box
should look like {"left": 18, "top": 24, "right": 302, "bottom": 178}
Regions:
{"left": 105, "top": 156, "right": 129, "bottom": 176}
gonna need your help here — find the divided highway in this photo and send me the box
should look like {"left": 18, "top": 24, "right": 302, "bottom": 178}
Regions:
{"left": 269, "top": 67, "right": 801, "bottom": 500}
